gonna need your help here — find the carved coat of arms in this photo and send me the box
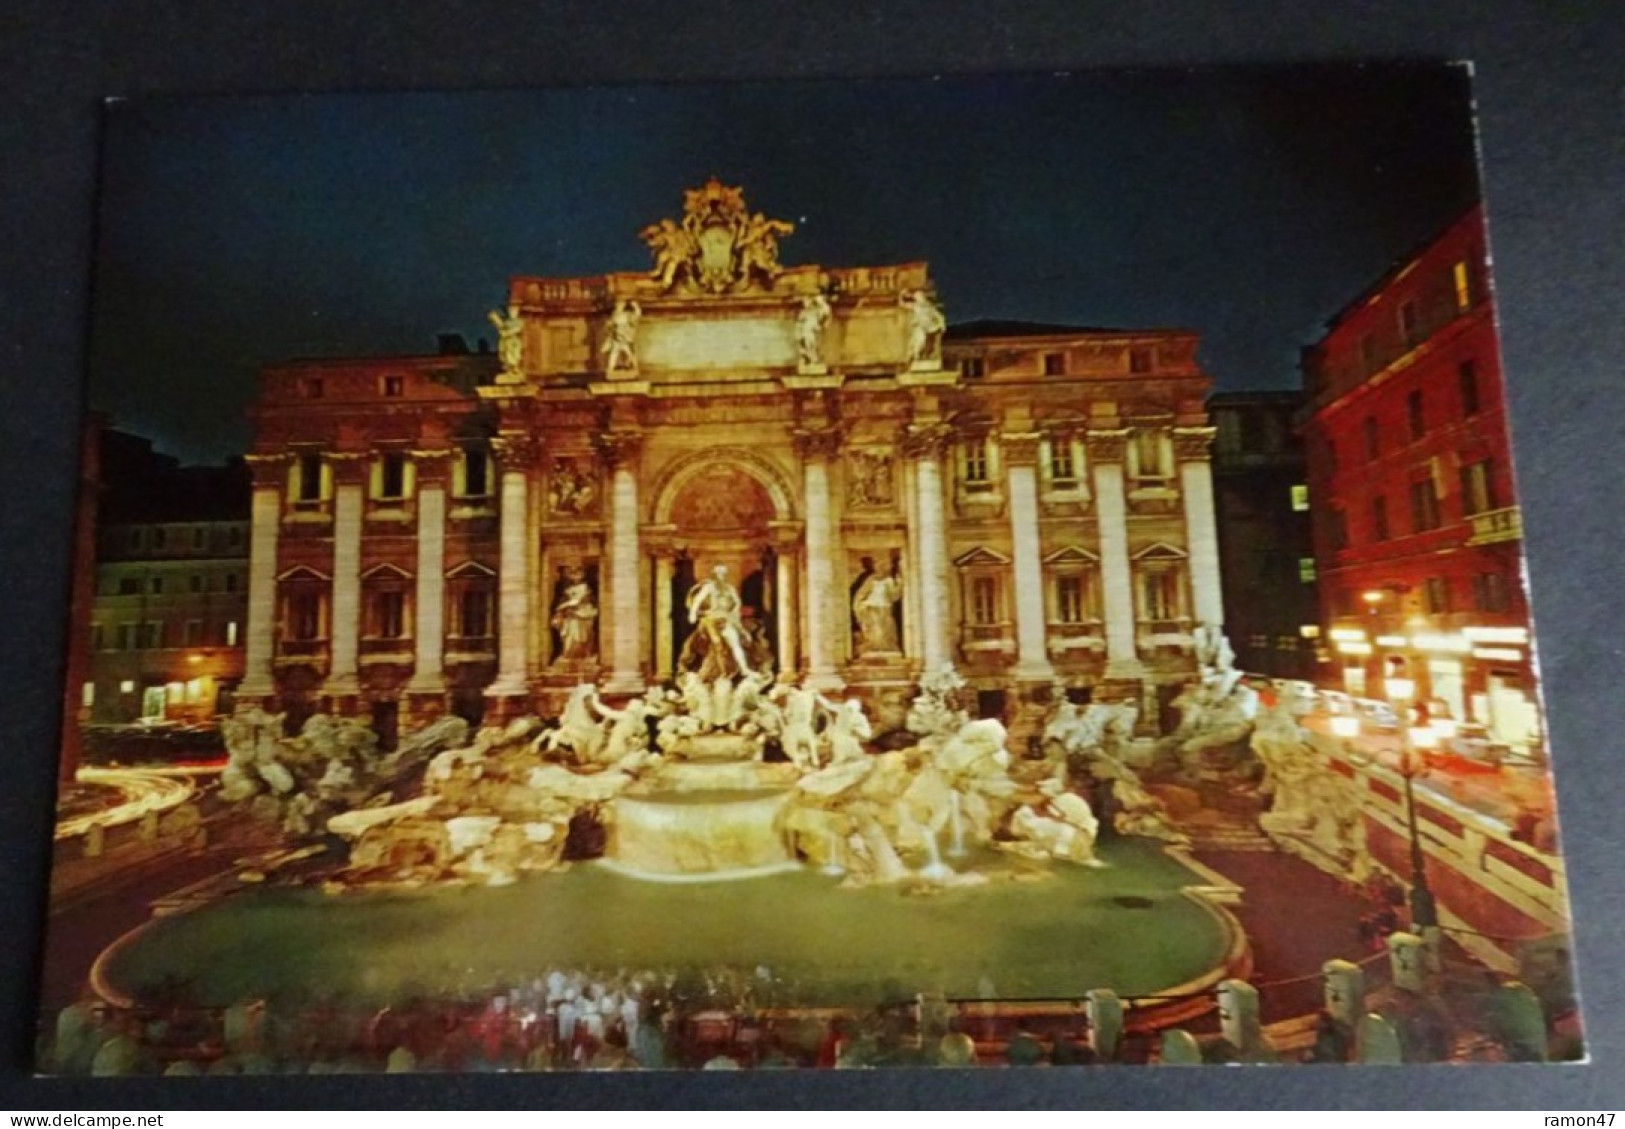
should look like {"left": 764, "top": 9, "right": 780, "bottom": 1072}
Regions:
{"left": 639, "top": 179, "right": 795, "bottom": 295}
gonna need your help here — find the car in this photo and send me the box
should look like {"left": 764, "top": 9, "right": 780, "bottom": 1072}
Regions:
{"left": 1354, "top": 698, "right": 1401, "bottom": 730}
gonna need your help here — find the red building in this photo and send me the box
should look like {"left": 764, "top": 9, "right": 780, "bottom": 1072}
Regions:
{"left": 1301, "top": 204, "right": 1540, "bottom": 753}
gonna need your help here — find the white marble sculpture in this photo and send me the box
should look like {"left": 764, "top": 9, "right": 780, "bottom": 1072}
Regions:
{"left": 603, "top": 299, "right": 641, "bottom": 371}
{"left": 902, "top": 289, "right": 946, "bottom": 366}
{"left": 488, "top": 305, "right": 524, "bottom": 376}
{"left": 551, "top": 566, "right": 599, "bottom": 662}
{"left": 852, "top": 561, "right": 904, "bottom": 656}
{"left": 796, "top": 293, "right": 833, "bottom": 367}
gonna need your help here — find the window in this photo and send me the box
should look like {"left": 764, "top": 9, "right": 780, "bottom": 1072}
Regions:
{"left": 1298, "top": 557, "right": 1317, "bottom": 583}
{"left": 1329, "top": 508, "right": 1349, "bottom": 551}
{"left": 1359, "top": 333, "right": 1378, "bottom": 376}
{"left": 1139, "top": 568, "right": 1182, "bottom": 621}
{"left": 1049, "top": 439, "right": 1076, "bottom": 483}
{"left": 962, "top": 440, "right": 990, "bottom": 485}
{"left": 382, "top": 374, "right": 404, "bottom": 397}
{"left": 1460, "top": 459, "right": 1496, "bottom": 516}
{"left": 1453, "top": 260, "right": 1472, "bottom": 310}
{"left": 1399, "top": 300, "right": 1421, "bottom": 348}
{"left": 151, "top": 528, "right": 166, "bottom": 549}
{"left": 1407, "top": 389, "right": 1425, "bottom": 440}
{"left": 118, "top": 576, "right": 140, "bottom": 596}
{"left": 1055, "top": 575, "right": 1086, "bottom": 624}
{"left": 1363, "top": 417, "right": 1380, "bottom": 462}
{"left": 228, "top": 526, "right": 244, "bottom": 548}
{"left": 189, "top": 574, "right": 204, "bottom": 594}
{"left": 116, "top": 623, "right": 137, "bottom": 651}
{"left": 183, "top": 619, "right": 204, "bottom": 646}
{"left": 1472, "top": 571, "right": 1511, "bottom": 612}
{"left": 368, "top": 590, "right": 407, "bottom": 639}
{"left": 140, "top": 621, "right": 164, "bottom": 649}
{"left": 225, "top": 620, "right": 240, "bottom": 647}
{"left": 378, "top": 452, "right": 408, "bottom": 500}
{"left": 960, "top": 356, "right": 985, "bottom": 379}
{"left": 90, "top": 624, "right": 105, "bottom": 651}
{"left": 457, "top": 587, "right": 492, "bottom": 639}
{"left": 1128, "top": 346, "right": 1153, "bottom": 374}
{"left": 1371, "top": 495, "right": 1390, "bottom": 542}
{"left": 1132, "top": 430, "right": 1169, "bottom": 479}
{"left": 297, "top": 453, "right": 324, "bottom": 503}
{"left": 149, "top": 576, "right": 164, "bottom": 595}
{"left": 1458, "top": 359, "right": 1481, "bottom": 417}
{"left": 1422, "top": 577, "right": 1451, "bottom": 615}
{"left": 1409, "top": 479, "right": 1442, "bottom": 532}
{"left": 462, "top": 447, "right": 490, "bottom": 498}
{"left": 224, "top": 572, "right": 239, "bottom": 593}
{"left": 193, "top": 527, "right": 207, "bottom": 550}
{"left": 1289, "top": 484, "right": 1310, "bottom": 512}
{"left": 127, "top": 528, "right": 143, "bottom": 551}
{"left": 970, "top": 576, "right": 998, "bottom": 625}
{"left": 286, "top": 591, "right": 323, "bottom": 641}
{"left": 1043, "top": 352, "right": 1065, "bottom": 376}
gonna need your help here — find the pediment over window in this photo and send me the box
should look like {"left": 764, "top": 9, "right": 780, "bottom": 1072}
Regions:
{"left": 954, "top": 546, "right": 1011, "bottom": 568}
{"left": 1043, "top": 545, "right": 1099, "bottom": 566}
{"left": 446, "top": 560, "right": 497, "bottom": 580}
{"left": 277, "top": 565, "right": 330, "bottom": 583}
{"left": 1131, "top": 541, "right": 1188, "bottom": 562}
{"left": 361, "top": 562, "right": 413, "bottom": 581}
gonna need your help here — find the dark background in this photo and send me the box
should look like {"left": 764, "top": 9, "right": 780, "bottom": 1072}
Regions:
{"left": 3, "top": 0, "right": 1622, "bottom": 1110}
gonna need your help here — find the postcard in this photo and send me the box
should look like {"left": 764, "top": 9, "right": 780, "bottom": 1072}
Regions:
{"left": 37, "top": 66, "right": 1582, "bottom": 1075}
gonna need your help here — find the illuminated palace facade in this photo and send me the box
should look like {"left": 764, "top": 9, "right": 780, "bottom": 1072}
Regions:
{"left": 236, "top": 183, "right": 1222, "bottom": 736}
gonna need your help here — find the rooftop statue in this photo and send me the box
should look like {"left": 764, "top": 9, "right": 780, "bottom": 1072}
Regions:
{"left": 638, "top": 179, "right": 796, "bottom": 295}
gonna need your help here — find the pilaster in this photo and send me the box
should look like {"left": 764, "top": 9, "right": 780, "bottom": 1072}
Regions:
{"left": 899, "top": 422, "right": 955, "bottom": 675}
{"left": 1174, "top": 427, "right": 1225, "bottom": 629}
{"left": 237, "top": 454, "right": 288, "bottom": 703}
{"left": 321, "top": 452, "right": 368, "bottom": 706}
{"left": 1087, "top": 430, "right": 1141, "bottom": 678}
{"left": 597, "top": 429, "right": 646, "bottom": 695}
{"left": 1001, "top": 431, "right": 1054, "bottom": 683}
{"left": 793, "top": 427, "right": 844, "bottom": 690}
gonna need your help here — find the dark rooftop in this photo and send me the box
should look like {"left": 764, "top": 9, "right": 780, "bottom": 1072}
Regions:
{"left": 945, "top": 319, "right": 1128, "bottom": 341}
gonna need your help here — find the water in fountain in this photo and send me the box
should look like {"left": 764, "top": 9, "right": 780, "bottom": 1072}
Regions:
{"left": 821, "top": 827, "right": 845, "bottom": 877}
{"left": 917, "top": 824, "right": 954, "bottom": 882}
{"left": 947, "top": 790, "right": 967, "bottom": 859}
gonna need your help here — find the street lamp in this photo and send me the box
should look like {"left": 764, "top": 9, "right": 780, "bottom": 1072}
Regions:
{"left": 1394, "top": 703, "right": 1439, "bottom": 930}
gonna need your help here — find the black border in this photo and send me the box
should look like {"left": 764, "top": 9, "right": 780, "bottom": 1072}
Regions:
{"left": 3, "top": 1, "right": 1623, "bottom": 1110}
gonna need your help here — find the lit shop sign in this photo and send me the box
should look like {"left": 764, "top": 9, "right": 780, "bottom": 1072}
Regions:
{"left": 1409, "top": 632, "right": 1472, "bottom": 654}
{"left": 1472, "top": 646, "right": 1524, "bottom": 662}
{"left": 1375, "top": 635, "right": 1408, "bottom": 648}
{"left": 1334, "top": 641, "right": 1373, "bottom": 656}
{"left": 1328, "top": 627, "right": 1367, "bottom": 643}
{"left": 1463, "top": 626, "right": 1530, "bottom": 645}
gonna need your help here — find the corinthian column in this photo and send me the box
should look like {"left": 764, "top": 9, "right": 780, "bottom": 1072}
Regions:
{"left": 405, "top": 448, "right": 452, "bottom": 709}
{"left": 237, "top": 454, "right": 287, "bottom": 703}
{"left": 486, "top": 434, "right": 536, "bottom": 701}
{"left": 900, "top": 423, "right": 955, "bottom": 675}
{"left": 597, "top": 430, "right": 646, "bottom": 695}
{"left": 1174, "top": 427, "right": 1225, "bottom": 629}
{"left": 1002, "top": 432, "right": 1054, "bottom": 682}
{"left": 1088, "top": 430, "right": 1140, "bottom": 677}
{"left": 794, "top": 428, "right": 843, "bottom": 690}
{"left": 322, "top": 453, "right": 367, "bottom": 705}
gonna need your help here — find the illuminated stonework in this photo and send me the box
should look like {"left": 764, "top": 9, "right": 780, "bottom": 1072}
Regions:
{"left": 243, "top": 185, "right": 1221, "bottom": 734}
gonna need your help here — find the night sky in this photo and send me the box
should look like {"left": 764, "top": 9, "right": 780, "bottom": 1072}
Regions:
{"left": 88, "top": 66, "right": 1481, "bottom": 465}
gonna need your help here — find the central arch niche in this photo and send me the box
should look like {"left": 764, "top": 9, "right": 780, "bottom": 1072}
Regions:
{"left": 657, "top": 453, "right": 792, "bottom": 677}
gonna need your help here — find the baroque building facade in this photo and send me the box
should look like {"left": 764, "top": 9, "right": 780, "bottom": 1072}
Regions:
{"left": 238, "top": 182, "right": 1222, "bottom": 736}
{"left": 1301, "top": 204, "right": 1538, "bottom": 752}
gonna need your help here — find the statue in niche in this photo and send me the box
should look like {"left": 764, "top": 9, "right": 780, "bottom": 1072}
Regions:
{"left": 901, "top": 289, "right": 946, "bottom": 366}
{"left": 602, "top": 299, "right": 641, "bottom": 372}
{"left": 551, "top": 566, "right": 598, "bottom": 662}
{"left": 679, "top": 564, "right": 756, "bottom": 679}
{"left": 852, "top": 558, "right": 904, "bottom": 656}
{"left": 848, "top": 450, "right": 894, "bottom": 508}
{"left": 487, "top": 305, "right": 525, "bottom": 376}
{"left": 796, "top": 293, "right": 833, "bottom": 367}
{"left": 549, "top": 458, "right": 598, "bottom": 516}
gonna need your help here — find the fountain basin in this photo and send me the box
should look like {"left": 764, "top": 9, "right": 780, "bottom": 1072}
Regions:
{"left": 607, "top": 787, "right": 796, "bottom": 879}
